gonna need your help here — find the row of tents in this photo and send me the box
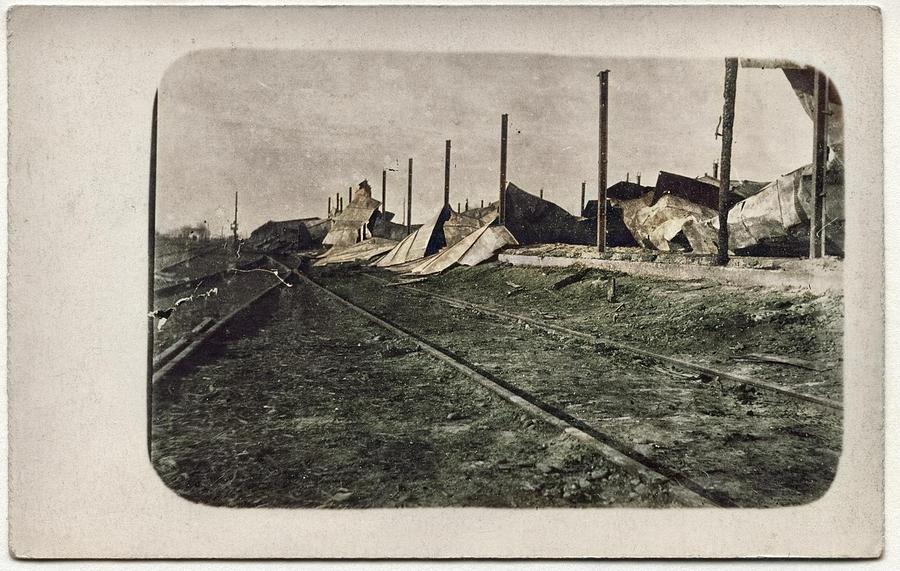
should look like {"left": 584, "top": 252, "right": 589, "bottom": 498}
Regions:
{"left": 244, "top": 156, "right": 843, "bottom": 275}
{"left": 244, "top": 63, "right": 844, "bottom": 268}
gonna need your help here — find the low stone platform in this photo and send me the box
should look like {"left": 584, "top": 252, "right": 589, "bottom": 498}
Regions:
{"left": 498, "top": 245, "right": 842, "bottom": 294}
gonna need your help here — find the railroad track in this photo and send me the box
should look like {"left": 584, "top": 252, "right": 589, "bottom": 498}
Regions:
{"left": 298, "top": 271, "right": 724, "bottom": 507}
{"left": 153, "top": 255, "right": 837, "bottom": 507}
{"left": 360, "top": 271, "right": 841, "bottom": 413}
{"left": 151, "top": 259, "right": 295, "bottom": 384}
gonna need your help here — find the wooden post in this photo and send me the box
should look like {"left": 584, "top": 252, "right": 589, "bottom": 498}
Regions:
{"left": 810, "top": 69, "right": 829, "bottom": 259}
{"left": 230, "top": 191, "right": 239, "bottom": 254}
{"left": 457, "top": 202, "right": 461, "bottom": 212}
{"left": 580, "top": 181, "right": 586, "bottom": 216}
{"left": 481, "top": 199, "right": 484, "bottom": 208}
{"left": 499, "top": 113, "right": 508, "bottom": 224}
{"left": 328, "top": 196, "right": 332, "bottom": 216}
{"left": 407, "top": 157, "right": 413, "bottom": 234}
{"left": 147, "top": 91, "right": 158, "bottom": 456}
{"left": 348, "top": 186, "right": 352, "bottom": 204}
{"left": 339, "top": 196, "right": 343, "bottom": 212}
{"left": 597, "top": 70, "right": 609, "bottom": 253}
{"left": 465, "top": 198, "right": 469, "bottom": 211}
{"left": 381, "top": 169, "right": 387, "bottom": 213}
{"left": 335, "top": 192, "right": 340, "bottom": 212}
{"left": 444, "top": 139, "right": 451, "bottom": 208}
{"left": 716, "top": 58, "right": 738, "bottom": 266}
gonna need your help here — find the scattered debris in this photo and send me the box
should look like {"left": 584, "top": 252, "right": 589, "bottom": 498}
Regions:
{"left": 384, "top": 277, "right": 428, "bottom": 286}
{"left": 148, "top": 286, "right": 219, "bottom": 330}
{"left": 315, "top": 238, "right": 399, "bottom": 266}
{"left": 330, "top": 490, "right": 354, "bottom": 503}
{"left": 232, "top": 267, "right": 293, "bottom": 287}
{"left": 734, "top": 353, "right": 834, "bottom": 372}
{"left": 607, "top": 277, "right": 618, "bottom": 302}
{"left": 549, "top": 268, "right": 590, "bottom": 291}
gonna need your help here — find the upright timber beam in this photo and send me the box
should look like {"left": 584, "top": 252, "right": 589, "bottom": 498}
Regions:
{"left": 407, "top": 157, "right": 413, "bottom": 235}
{"left": 716, "top": 58, "right": 738, "bottom": 266}
{"left": 335, "top": 191, "right": 340, "bottom": 213}
{"left": 348, "top": 186, "right": 352, "bottom": 204}
{"left": 230, "top": 191, "right": 239, "bottom": 254}
{"left": 499, "top": 114, "right": 508, "bottom": 225}
{"left": 810, "top": 69, "right": 829, "bottom": 258}
{"left": 381, "top": 169, "right": 387, "bottom": 213}
{"left": 328, "top": 196, "right": 332, "bottom": 216}
{"left": 444, "top": 139, "right": 451, "bottom": 209}
{"left": 580, "top": 181, "right": 586, "bottom": 216}
{"left": 147, "top": 91, "right": 158, "bottom": 456}
{"left": 597, "top": 70, "right": 609, "bottom": 253}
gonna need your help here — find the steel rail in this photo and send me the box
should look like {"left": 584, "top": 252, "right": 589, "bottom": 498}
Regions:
{"left": 300, "top": 272, "right": 726, "bottom": 508}
{"left": 361, "top": 272, "right": 841, "bottom": 413}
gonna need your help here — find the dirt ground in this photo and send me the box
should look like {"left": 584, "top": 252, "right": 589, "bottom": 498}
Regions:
{"left": 151, "top": 278, "right": 688, "bottom": 508}
{"left": 407, "top": 262, "right": 843, "bottom": 403}
{"left": 318, "top": 266, "right": 841, "bottom": 507}
{"left": 149, "top": 248, "right": 842, "bottom": 508}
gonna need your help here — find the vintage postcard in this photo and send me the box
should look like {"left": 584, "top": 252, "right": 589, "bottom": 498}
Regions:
{"left": 7, "top": 4, "right": 884, "bottom": 559}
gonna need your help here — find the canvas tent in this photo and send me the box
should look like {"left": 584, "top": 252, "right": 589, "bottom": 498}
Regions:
{"left": 246, "top": 218, "right": 332, "bottom": 253}
{"left": 375, "top": 204, "right": 485, "bottom": 267}
{"left": 726, "top": 163, "right": 844, "bottom": 256}
{"left": 613, "top": 192, "right": 719, "bottom": 253}
{"left": 406, "top": 214, "right": 517, "bottom": 275}
{"left": 314, "top": 237, "right": 399, "bottom": 266}
{"left": 503, "top": 182, "right": 595, "bottom": 246}
{"left": 323, "top": 183, "right": 382, "bottom": 247}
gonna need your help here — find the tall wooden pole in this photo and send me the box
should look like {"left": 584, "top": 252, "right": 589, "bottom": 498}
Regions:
{"left": 335, "top": 191, "right": 340, "bottom": 212}
{"left": 348, "top": 186, "right": 352, "bottom": 204}
{"left": 716, "top": 58, "right": 738, "bottom": 266}
{"left": 444, "top": 139, "right": 451, "bottom": 209}
{"left": 328, "top": 196, "right": 332, "bottom": 216}
{"left": 407, "top": 157, "right": 413, "bottom": 234}
{"left": 499, "top": 114, "right": 508, "bottom": 224}
{"left": 147, "top": 91, "right": 158, "bottom": 456}
{"left": 597, "top": 70, "right": 609, "bottom": 253}
{"left": 810, "top": 69, "right": 829, "bottom": 259}
{"left": 381, "top": 169, "right": 387, "bottom": 213}
{"left": 580, "top": 181, "right": 586, "bottom": 216}
{"left": 230, "top": 191, "right": 239, "bottom": 254}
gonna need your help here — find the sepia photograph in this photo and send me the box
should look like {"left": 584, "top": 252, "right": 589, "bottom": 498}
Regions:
{"left": 7, "top": 4, "right": 884, "bottom": 559}
{"left": 149, "top": 50, "right": 844, "bottom": 509}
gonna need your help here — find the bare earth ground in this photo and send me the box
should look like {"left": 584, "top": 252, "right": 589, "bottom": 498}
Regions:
{"left": 149, "top": 250, "right": 842, "bottom": 508}
{"left": 407, "top": 262, "right": 842, "bottom": 402}
{"left": 319, "top": 266, "right": 841, "bottom": 507}
{"left": 152, "top": 278, "right": 687, "bottom": 508}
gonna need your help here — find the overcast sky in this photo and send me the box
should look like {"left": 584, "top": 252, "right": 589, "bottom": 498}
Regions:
{"left": 157, "top": 50, "right": 813, "bottom": 235}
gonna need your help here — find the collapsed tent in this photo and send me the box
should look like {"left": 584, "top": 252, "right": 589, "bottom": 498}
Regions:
{"left": 727, "top": 163, "right": 844, "bottom": 256}
{"left": 323, "top": 184, "right": 382, "bottom": 247}
{"left": 582, "top": 199, "right": 640, "bottom": 247}
{"left": 314, "top": 237, "right": 399, "bottom": 266}
{"left": 369, "top": 211, "right": 410, "bottom": 241}
{"left": 503, "top": 182, "right": 595, "bottom": 245}
{"left": 406, "top": 214, "right": 518, "bottom": 275}
{"left": 375, "top": 205, "right": 485, "bottom": 267}
{"left": 245, "top": 218, "right": 332, "bottom": 253}
{"left": 613, "top": 192, "right": 719, "bottom": 253}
